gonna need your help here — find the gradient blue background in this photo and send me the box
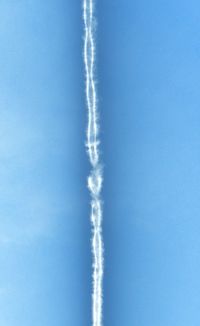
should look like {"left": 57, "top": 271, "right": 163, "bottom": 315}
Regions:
{"left": 1, "top": 0, "right": 200, "bottom": 325}
{"left": 98, "top": 0, "right": 200, "bottom": 325}
{"left": 0, "top": 1, "right": 92, "bottom": 325}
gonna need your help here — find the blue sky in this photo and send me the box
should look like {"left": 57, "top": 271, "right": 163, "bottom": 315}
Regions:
{"left": 1, "top": 0, "right": 200, "bottom": 325}
{"left": 99, "top": 0, "right": 200, "bottom": 325}
{"left": 0, "top": 1, "right": 91, "bottom": 325}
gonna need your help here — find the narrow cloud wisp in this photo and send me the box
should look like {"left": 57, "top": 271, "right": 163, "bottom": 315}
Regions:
{"left": 83, "top": 0, "right": 104, "bottom": 325}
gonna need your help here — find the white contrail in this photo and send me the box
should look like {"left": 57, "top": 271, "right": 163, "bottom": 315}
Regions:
{"left": 83, "top": 0, "right": 103, "bottom": 325}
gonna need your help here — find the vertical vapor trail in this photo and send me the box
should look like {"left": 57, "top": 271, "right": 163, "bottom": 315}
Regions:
{"left": 83, "top": 0, "right": 103, "bottom": 325}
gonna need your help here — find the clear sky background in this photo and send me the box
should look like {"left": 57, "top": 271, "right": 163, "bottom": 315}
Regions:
{"left": 0, "top": 1, "right": 91, "bottom": 325}
{"left": 98, "top": 0, "right": 200, "bottom": 325}
{"left": 1, "top": 1, "right": 200, "bottom": 326}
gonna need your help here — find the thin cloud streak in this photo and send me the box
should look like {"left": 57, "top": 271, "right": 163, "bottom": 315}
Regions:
{"left": 83, "top": 1, "right": 104, "bottom": 325}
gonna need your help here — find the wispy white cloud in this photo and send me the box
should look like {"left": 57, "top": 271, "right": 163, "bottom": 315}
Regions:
{"left": 83, "top": 1, "right": 104, "bottom": 325}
